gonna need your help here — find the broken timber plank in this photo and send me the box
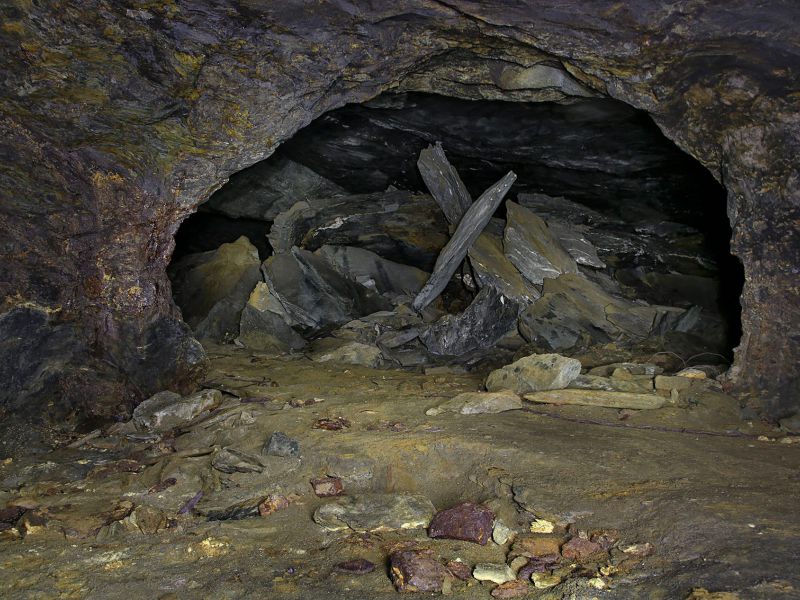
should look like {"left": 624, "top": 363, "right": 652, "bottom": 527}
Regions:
{"left": 417, "top": 142, "right": 473, "bottom": 226}
{"left": 412, "top": 171, "right": 517, "bottom": 311}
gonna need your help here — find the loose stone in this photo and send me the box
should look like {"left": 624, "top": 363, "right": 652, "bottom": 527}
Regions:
{"left": 263, "top": 431, "right": 300, "bottom": 457}
{"left": 389, "top": 550, "right": 450, "bottom": 593}
{"left": 561, "top": 536, "right": 605, "bottom": 561}
{"left": 311, "top": 476, "right": 344, "bottom": 497}
{"left": 313, "top": 417, "right": 351, "bottom": 431}
{"left": 512, "top": 535, "right": 562, "bottom": 558}
{"left": 491, "top": 580, "right": 530, "bottom": 599}
{"left": 472, "top": 563, "right": 516, "bottom": 584}
{"left": 531, "top": 572, "right": 562, "bottom": 589}
{"left": 333, "top": 558, "right": 376, "bottom": 575}
{"left": 445, "top": 560, "right": 472, "bottom": 581}
{"left": 313, "top": 494, "right": 435, "bottom": 532}
{"left": 428, "top": 501, "right": 495, "bottom": 545}
{"left": 485, "top": 354, "right": 581, "bottom": 394}
{"left": 258, "top": 494, "right": 290, "bottom": 517}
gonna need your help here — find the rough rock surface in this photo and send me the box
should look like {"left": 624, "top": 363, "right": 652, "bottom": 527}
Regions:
{"left": 0, "top": 1, "right": 797, "bottom": 419}
{"left": 313, "top": 493, "right": 435, "bottom": 533}
{"left": 486, "top": 354, "right": 582, "bottom": 394}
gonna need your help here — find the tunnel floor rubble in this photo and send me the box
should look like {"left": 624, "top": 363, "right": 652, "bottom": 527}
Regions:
{"left": 1, "top": 347, "right": 798, "bottom": 599}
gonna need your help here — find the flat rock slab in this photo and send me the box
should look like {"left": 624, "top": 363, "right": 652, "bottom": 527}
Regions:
{"left": 313, "top": 493, "right": 435, "bottom": 532}
{"left": 417, "top": 141, "right": 472, "bottom": 225}
{"left": 413, "top": 171, "right": 516, "bottom": 311}
{"left": 486, "top": 354, "right": 581, "bottom": 394}
{"left": 309, "top": 340, "right": 384, "bottom": 368}
{"left": 428, "top": 501, "right": 494, "bottom": 545}
{"left": 316, "top": 244, "right": 429, "bottom": 300}
{"left": 389, "top": 550, "right": 449, "bottom": 593}
{"left": 504, "top": 201, "right": 577, "bottom": 285}
{"left": 469, "top": 231, "right": 540, "bottom": 305}
{"left": 524, "top": 389, "right": 666, "bottom": 410}
{"left": 133, "top": 389, "right": 222, "bottom": 432}
{"left": 426, "top": 391, "right": 522, "bottom": 416}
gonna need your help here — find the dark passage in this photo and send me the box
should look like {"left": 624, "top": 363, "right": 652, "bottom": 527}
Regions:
{"left": 171, "top": 92, "right": 743, "bottom": 365}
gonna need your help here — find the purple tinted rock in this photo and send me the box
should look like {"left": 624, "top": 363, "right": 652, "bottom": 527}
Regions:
{"left": 428, "top": 502, "right": 495, "bottom": 545}
{"left": 334, "top": 558, "right": 376, "bottom": 575}
{"left": 389, "top": 550, "right": 449, "bottom": 593}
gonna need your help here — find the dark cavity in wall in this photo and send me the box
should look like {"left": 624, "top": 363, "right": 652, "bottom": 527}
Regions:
{"left": 170, "top": 92, "right": 743, "bottom": 361}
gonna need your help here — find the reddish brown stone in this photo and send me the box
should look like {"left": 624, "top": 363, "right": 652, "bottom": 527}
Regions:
{"left": 491, "top": 580, "right": 530, "bottom": 599}
{"left": 516, "top": 555, "right": 560, "bottom": 580}
{"left": 389, "top": 550, "right": 449, "bottom": 593}
{"left": 313, "top": 417, "right": 351, "bottom": 430}
{"left": 333, "top": 559, "right": 376, "bottom": 575}
{"left": 311, "top": 476, "right": 344, "bottom": 497}
{"left": 428, "top": 502, "right": 494, "bottom": 545}
{"left": 445, "top": 560, "right": 472, "bottom": 581}
{"left": 258, "top": 494, "right": 290, "bottom": 516}
{"left": 561, "top": 536, "right": 605, "bottom": 561}
{"left": 512, "top": 535, "right": 562, "bottom": 558}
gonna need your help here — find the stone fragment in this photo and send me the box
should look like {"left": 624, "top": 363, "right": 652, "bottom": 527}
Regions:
{"left": 334, "top": 559, "right": 376, "bottom": 575}
{"left": 211, "top": 447, "right": 264, "bottom": 474}
{"left": 517, "top": 555, "right": 560, "bottom": 578}
{"left": 126, "top": 505, "right": 168, "bottom": 535}
{"left": 309, "top": 340, "right": 383, "bottom": 368}
{"left": 413, "top": 171, "right": 517, "bottom": 310}
{"left": 485, "top": 354, "right": 581, "bottom": 394}
{"left": 419, "top": 287, "right": 519, "bottom": 357}
{"left": 473, "top": 563, "right": 515, "bottom": 585}
{"left": 561, "top": 536, "right": 605, "bottom": 561}
{"left": 512, "top": 535, "right": 562, "bottom": 558}
{"left": 588, "top": 362, "right": 663, "bottom": 377}
{"left": 426, "top": 391, "right": 522, "bottom": 416}
{"left": 203, "top": 155, "right": 345, "bottom": 222}
{"left": 169, "top": 236, "right": 261, "bottom": 340}
{"left": 492, "top": 519, "right": 516, "bottom": 545}
{"left": 313, "top": 494, "right": 435, "bottom": 532}
{"left": 675, "top": 367, "right": 709, "bottom": 379}
{"left": 428, "top": 501, "right": 495, "bottom": 545}
{"left": 417, "top": 141, "right": 472, "bottom": 225}
{"left": 491, "top": 580, "right": 530, "bottom": 599}
{"left": 655, "top": 374, "right": 693, "bottom": 391}
{"left": 445, "top": 560, "right": 473, "bottom": 581}
{"left": 237, "top": 282, "right": 308, "bottom": 352}
{"left": 504, "top": 201, "right": 578, "bottom": 285}
{"left": 263, "top": 431, "right": 300, "bottom": 458}
{"left": 531, "top": 573, "right": 562, "bottom": 589}
{"left": 261, "top": 247, "right": 390, "bottom": 336}
{"left": 468, "top": 231, "right": 540, "bottom": 305}
{"left": 0, "top": 523, "right": 21, "bottom": 541}
{"left": 269, "top": 190, "right": 449, "bottom": 269}
{"left": 620, "top": 542, "right": 654, "bottom": 558}
{"left": 524, "top": 389, "right": 665, "bottom": 410}
{"left": 311, "top": 476, "right": 344, "bottom": 497}
{"left": 258, "top": 494, "right": 290, "bottom": 517}
{"left": 133, "top": 389, "right": 222, "bottom": 432}
{"left": 546, "top": 220, "right": 606, "bottom": 268}
{"left": 313, "top": 417, "right": 351, "bottom": 431}
{"left": 316, "top": 245, "right": 429, "bottom": 300}
{"left": 389, "top": 550, "right": 450, "bottom": 593}
{"left": 568, "top": 374, "right": 651, "bottom": 393}
{"left": 529, "top": 518, "right": 556, "bottom": 534}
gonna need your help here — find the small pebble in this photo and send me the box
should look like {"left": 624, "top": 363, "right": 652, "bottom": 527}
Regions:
{"left": 491, "top": 580, "right": 529, "bottom": 599}
{"left": 310, "top": 476, "right": 344, "bottom": 497}
{"left": 531, "top": 572, "right": 562, "bottom": 589}
{"left": 333, "top": 559, "right": 376, "bottom": 575}
{"left": 472, "top": 563, "right": 515, "bottom": 585}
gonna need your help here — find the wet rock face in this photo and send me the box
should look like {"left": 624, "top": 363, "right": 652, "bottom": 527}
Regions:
{"left": 0, "top": 2, "right": 797, "bottom": 419}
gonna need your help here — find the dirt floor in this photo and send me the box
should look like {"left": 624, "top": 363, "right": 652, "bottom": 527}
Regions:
{"left": 1, "top": 346, "right": 798, "bottom": 599}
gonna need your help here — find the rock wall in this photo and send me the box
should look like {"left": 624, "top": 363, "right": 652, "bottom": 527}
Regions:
{"left": 0, "top": 1, "right": 797, "bottom": 419}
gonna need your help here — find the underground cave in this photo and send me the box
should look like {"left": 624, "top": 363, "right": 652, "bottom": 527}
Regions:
{"left": 0, "top": 2, "right": 799, "bottom": 599}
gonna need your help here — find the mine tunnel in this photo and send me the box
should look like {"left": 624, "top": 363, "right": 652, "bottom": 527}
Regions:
{"left": 1, "top": 2, "right": 799, "bottom": 598}
{"left": 170, "top": 92, "right": 745, "bottom": 370}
